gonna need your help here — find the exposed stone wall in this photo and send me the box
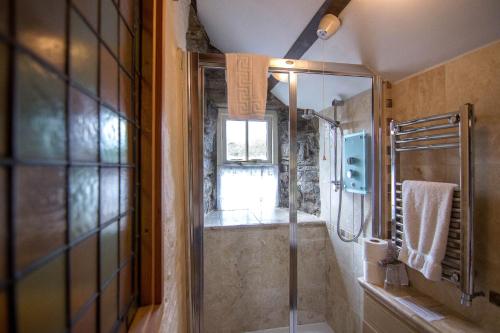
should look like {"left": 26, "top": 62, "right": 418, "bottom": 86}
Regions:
{"left": 203, "top": 68, "right": 320, "bottom": 215}
{"left": 278, "top": 111, "right": 321, "bottom": 215}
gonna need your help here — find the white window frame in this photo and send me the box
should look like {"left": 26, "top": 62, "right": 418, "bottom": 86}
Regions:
{"left": 217, "top": 108, "right": 278, "bottom": 166}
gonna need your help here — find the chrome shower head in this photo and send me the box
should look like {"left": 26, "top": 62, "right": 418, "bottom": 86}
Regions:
{"left": 332, "top": 99, "right": 344, "bottom": 107}
{"left": 302, "top": 109, "right": 315, "bottom": 120}
{"left": 301, "top": 109, "right": 340, "bottom": 127}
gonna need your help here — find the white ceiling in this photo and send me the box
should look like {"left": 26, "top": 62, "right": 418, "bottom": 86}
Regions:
{"left": 271, "top": 74, "right": 372, "bottom": 112}
{"left": 197, "top": 0, "right": 324, "bottom": 57}
{"left": 198, "top": 0, "right": 500, "bottom": 107}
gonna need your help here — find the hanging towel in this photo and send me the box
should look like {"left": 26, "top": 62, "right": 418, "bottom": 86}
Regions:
{"left": 226, "top": 53, "right": 269, "bottom": 119}
{"left": 398, "top": 180, "right": 456, "bottom": 281}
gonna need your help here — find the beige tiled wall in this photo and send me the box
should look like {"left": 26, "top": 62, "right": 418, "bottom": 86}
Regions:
{"left": 203, "top": 223, "right": 328, "bottom": 333}
{"left": 389, "top": 40, "right": 500, "bottom": 332}
{"left": 319, "top": 89, "right": 373, "bottom": 333}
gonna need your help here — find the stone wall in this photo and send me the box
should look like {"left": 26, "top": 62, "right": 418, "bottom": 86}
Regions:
{"left": 203, "top": 68, "right": 321, "bottom": 215}
{"left": 278, "top": 111, "right": 321, "bottom": 215}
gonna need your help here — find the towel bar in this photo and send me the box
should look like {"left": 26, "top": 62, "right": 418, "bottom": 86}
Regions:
{"left": 389, "top": 104, "right": 479, "bottom": 306}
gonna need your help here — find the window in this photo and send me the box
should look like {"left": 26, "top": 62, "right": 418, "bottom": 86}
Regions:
{"left": 221, "top": 113, "right": 275, "bottom": 164}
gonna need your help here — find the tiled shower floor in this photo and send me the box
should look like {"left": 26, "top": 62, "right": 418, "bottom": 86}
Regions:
{"left": 246, "top": 322, "right": 334, "bottom": 333}
{"left": 205, "top": 207, "right": 323, "bottom": 227}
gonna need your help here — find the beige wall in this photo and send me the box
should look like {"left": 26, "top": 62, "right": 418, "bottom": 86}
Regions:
{"left": 203, "top": 223, "right": 328, "bottom": 333}
{"left": 159, "top": 0, "right": 190, "bottom": 332}
{"left": 319, "top": 89, "right": 373, "bottom": 333}
{"left": 388, "top": 40, "right": 500, "bottom": 332}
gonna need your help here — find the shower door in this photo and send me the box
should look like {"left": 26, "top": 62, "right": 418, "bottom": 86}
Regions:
{"left": 294, "top": 72, "right": 374, "bottom": 332}
{"left": 188, "top": 53, "right": 381, "bottom": 333}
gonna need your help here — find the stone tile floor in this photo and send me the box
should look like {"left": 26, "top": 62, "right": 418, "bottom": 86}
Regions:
{"left": 246, "top": 322, "right": 334, "bottom": 333}
{"left": 204, "top": 207, "right": 323, "bottom": 227}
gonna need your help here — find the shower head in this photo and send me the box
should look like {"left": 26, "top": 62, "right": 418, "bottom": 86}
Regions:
{"left": 302, "top": 109, "right": 315, "bottom": 120}
{"left": 301, "top": 109, "right": 340, "bottom": 127}
{"left": 332, "top": 99, "right": 344, "bottom": 107}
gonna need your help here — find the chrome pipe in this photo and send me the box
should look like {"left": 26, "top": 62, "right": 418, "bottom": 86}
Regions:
{"left": 288, "top": 72, "right": 298, "bottom": 333}
{"left": 395, "top": 132, "right": 459, "bottom": 144}
{"left": 395, "top": 123, "right": 459, "bottom": 136}
{"left": 395, "top": 143, "right": 459, "bottom": 151}
{"left": 397, "top": 111, "right": 460, "bottom": 127}
{"left": 301, "top": 109, "right": 340, "bottom": 127}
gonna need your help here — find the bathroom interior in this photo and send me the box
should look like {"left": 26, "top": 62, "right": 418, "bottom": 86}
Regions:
{"left": 1, "top": 0, "right": 500, "bottom": 333}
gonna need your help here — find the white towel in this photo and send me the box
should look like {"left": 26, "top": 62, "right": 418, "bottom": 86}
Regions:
{"left": 226, "top": 53, "right": 269, "bottom": 119}
{"left": 398, "top": 180, "right": 456, "bottom": 281}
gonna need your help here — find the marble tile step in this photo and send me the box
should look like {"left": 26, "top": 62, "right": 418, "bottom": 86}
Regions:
{"left": 245, "top": 321, "right": 334, "bottom": 333}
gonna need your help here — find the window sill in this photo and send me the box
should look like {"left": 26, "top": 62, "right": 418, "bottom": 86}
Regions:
{"left": 128, "top": 305, "right": 162, "bottom": 333}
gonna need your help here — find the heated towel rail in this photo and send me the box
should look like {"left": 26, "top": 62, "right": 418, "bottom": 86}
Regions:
{"left": 389, "top": 104, "right": 479, "bottom": 306}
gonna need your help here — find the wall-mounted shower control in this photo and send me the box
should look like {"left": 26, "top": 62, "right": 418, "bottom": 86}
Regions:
{"left": 346, "top": 157, "right": 356, "bottom": 165}
{"left": 343, "top": 131, "right": 369, "bottom": 194}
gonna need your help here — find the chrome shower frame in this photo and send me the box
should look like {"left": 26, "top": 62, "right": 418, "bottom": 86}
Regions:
{"left": 187, "top": 52, "right": 383, "bottom": 333}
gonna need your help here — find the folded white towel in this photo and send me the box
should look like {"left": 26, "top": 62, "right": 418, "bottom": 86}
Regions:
{"left": 226, "top": 53, "right": 269, "bottom": 119}
{"left": 398, "top": 180, "right": 456, "bottom": 281}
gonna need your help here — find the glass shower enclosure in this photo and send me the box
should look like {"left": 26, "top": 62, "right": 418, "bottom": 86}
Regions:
{"left": 187, "top": 53, "right": 382, "bottom": 333}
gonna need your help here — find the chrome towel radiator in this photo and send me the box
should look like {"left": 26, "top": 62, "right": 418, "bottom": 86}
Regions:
{"left": 390, "top": 104, "right": 480, "bottom": 306}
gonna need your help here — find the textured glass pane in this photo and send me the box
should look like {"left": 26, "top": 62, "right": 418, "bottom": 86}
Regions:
{"left": 16, "top": 167, "right": 66, "bottom": 271}
{"left": 73, "top": 300, "right": 96, "bottom": 333}
{"left": 100, "top": 47, "right": 118, "bottom": 109}
{"left": 16, "top": 54, "right": 66, "bottom": 161}
{"left": 100, "top": 277, "right": 117, "bottom": 333}
{"left": 134, "top": 74, "right": 140, "bottom": 119}
{"left": 119, "top": 215, "right": 132, "bottom": 264}
{"left": 226, "top": 120, "right": 246, "bottom": 161}
{"left": 0, "top": 168, "right": 6, "bottom": 281}
{"left": 120, "top": 118, "right": 130, "bottom": 164}
{"left": 101, "top": 0, "right": 118, "bottom": 55}
{"left": 70, "top": 167, "right": 98, "bottom": 239}
{"left": 248, "top": 121, "right": 268, "bottom": 160}
{"left": 120, "top": 70, "right": 132, "bottom": 119}
{"left": 0, "top": 289, "right": 7, "bottom": 333}
{"left": 120, "top": 0, "right": 134, "bottom": 28}
{"left": 70, "top": 235, "right": 97, "bottom": 318}
{"left": 120, "top": 18, "right": 132, "bottom": 73}
{"left": 120, "top": 168, "right": 132, "bottom": 213}
{"left": 100, "top": 221, "right": 118, "bottom": 285}
{"left": 17, "top": 255, "right": 66, "bottom": 333}
{"left": 0, "top": 43, "right": 7, "bottom": 156}
{"left": 0, "top": 0, "right": 8, "bottom": 35}
{"left": 119, "top": 262, "right": 132, "bottom": 314}
{"left": 70, "top": 88, "right": 98, "bottom": 161}
{"left": 101, "top": 106, "right": 119, "bottom": 163}
{"left": 101, "top": 168, "right": 119, "bottom": 223}
{"left": 16, "top": 0, "right": 66, "bottom": 70}
{"left": 118, "top": 321, "right": 127, "bottom": 333}
{"left": 73, "top": 0, "right": 97, "bottom": 30}
{"left": 70, "top": 9, "right": 98, "bottom": 94}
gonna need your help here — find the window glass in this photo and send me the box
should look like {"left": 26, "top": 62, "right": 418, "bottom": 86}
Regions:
{"left": 16, "top": 54, "right": 66, "bottom": 161}
{"left": 70, "top": 235, "right": 97, "bottom": 318}
{"left": 70, "top": 167, "right": 99, "bottom": 240}
{"left": 16, "top": 0, "right": 66, "bottom": 71}
{"left": 248, "top": 121, "right": 268, "bottom": 160}
{"left": 17, "top": 255, "right": 66, "bottom": 333}
{"left": 225, "top": 120, "right": 246, "bottom": 161}
{"left": 70, "top": 9, "right": 98, "bottom": 94}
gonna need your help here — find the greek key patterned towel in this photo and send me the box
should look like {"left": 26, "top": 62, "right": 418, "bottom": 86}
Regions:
{"left": 226, "top": 53, "right": 269, "bottom": 119}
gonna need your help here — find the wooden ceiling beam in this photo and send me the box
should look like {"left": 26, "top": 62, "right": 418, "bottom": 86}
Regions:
{"left": 268, "top": 0, "right": 350, "bottom": 89}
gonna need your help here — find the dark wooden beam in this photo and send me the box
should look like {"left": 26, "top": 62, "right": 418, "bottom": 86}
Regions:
{"left": 268, "top": 0, "right": 350, "bottom": 89}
